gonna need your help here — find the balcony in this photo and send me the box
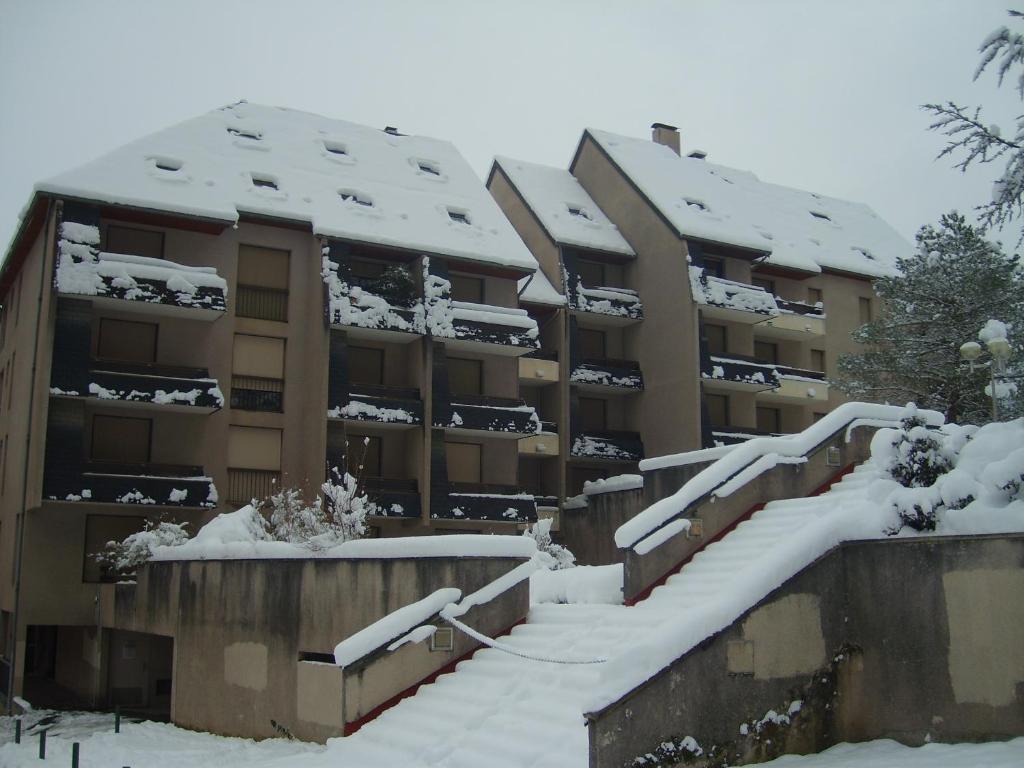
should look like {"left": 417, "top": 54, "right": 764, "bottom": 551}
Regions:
{"left": 322, "top": 256, "right": 425, "bottom": 343}
{"left": 565, "top": 270, "right": 643, "bottom": 326}
{"left": 51, "top": 360, "right": 223, "bottom": 414}
{"left": 436, "top": 483, "right": 538, "bottom": 524}
{"left": 518, "top": 350, "right": 559, "bottom": 387}
{"left": 757, "top": 365, "right": 829, "bottom": 404}
{"left": 569, "top": 358, "right": 643, "bottom": 393}
{"left": 56, "top": 223, "right": 226, "bottom": 320}
{"left": 701, "top": 354, "right": 780, "bottom": 393}
{"left": 45, "top": 461, "right": 218, "bottom": 508}
{"left": 689, "top": 266, "right": 777, "bottom": 324}
{"left": 436, "top": 394, "right": 540, "bottom": 438}
{"left": 327, "top": 384, "right": 423, "bottom": 429}
{"left": 570, "top": 430, "right": 644, "bottom": 462}
{"left": 518, "top": 421, "right": 558, "bottom": 458}
{"left": 755, "top": 298, "right": 826, "bottom": 340}
{"left": 361, "top": 477, "right": 421, "bottom": 519}
{"left": 447, "top": 301, "right": 540, "bottom": 356}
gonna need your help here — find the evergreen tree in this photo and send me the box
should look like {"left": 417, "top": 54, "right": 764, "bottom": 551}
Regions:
{"left": 835, "top": 212, "right": 1024, "bottom": 423}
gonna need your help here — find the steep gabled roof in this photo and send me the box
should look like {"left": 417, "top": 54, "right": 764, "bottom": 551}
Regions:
{"left": 583, "top": 129, "right": 909, "bottom": 278}
{"left": 36, "top": 102, "right": 538, "bottom": 273}
{"left": 517, "top": 267, "right": 565, "bottom": 306}
{"left": 493, "top": 156, "right": 635, "bottom": 257}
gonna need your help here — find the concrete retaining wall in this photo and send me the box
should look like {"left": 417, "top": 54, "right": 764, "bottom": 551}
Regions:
{"left": 560, "top": 488, "right": 644, "bottom": 566}
{"left": 587, "top": 533, "right": 1024, "bottom": 767}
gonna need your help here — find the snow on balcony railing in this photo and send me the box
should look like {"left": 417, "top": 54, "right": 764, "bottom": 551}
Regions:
{"left": 570, "top": 431, "right": 644, "bottom": 462}
{"left": 702, "top": 355, "right": 780, "bottom": 388}
{"left": 564, "top": 268, "right": 643, "bottom": 320}
{"left": 51, "top": 361, "right": 224, "bottom": 410}
{"left": 441, "top": 397, "right": 541, "bottom": 434}
{"left": 47, "top": 463, "right": 218, "bottom": 508}
{"left": 322, "top": 254, "right": 426, "bottom": 334}
{"left": 328, "top": 385, "right": 423, "bottom": 425}
{"left": 441, "top": 490, "right": 538, "bottom": 524}
{"left": 775, "top": 297, "right": 825, "bottom": 318}
{"left": 56, "top": 223, "right": 227, "bottom": 312}
{"left": 570, "top": 358, "right": 644, "bottom": 389}
{"left": 450, "top": 300, "right": 540, "bottom": 349}
{"left": 689, "top": 266, "right": 777, "bottom": 316}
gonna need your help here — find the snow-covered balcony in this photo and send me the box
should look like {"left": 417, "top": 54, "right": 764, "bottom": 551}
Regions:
{"left": 56, "top": 223, "right": 227, "bottom": 320}
{"left": 327, "top": 384, "right": 423, "bottom": 429}
{"left": 51, "top": 361, "right": 224, "bottom": 414}
{"left": 360, "top": 477, "right": 421, "bottom": 520}
{"left": 569, "top": 358, "right": 644, "bottom": 393}
{"left": 447, "top": 301, "right": 540, "bottom": 356}
{"left": 570, "top": 430, "right": 644, "bottom": 463}
{"left": 322, "top": 256, "right": 426, "bottom": 343}
{"left": 701, "top": 355, "right": 781, "bottom": 393}
{"left": 437, "top": 483, "right": 538, "bottom": 524}
{"left": 755, "top": 297, "right": 826, "bottom": 340}
{"left": 45, "top": 461, "right": 218, "bottom": 509}
{"left": 565, "top": 270, "right": 643, "bottom": 326}
{"left": 436, "top": 395, "right": 541, "bottom": 438}
{"left": 757, "top": 364, "right": 829, "bottom": 405}
{"left": 518, "top": 420, "right": 559, "bottom": 457}
{"left": 689, "top": 266, "right": 778, "bottom": 325}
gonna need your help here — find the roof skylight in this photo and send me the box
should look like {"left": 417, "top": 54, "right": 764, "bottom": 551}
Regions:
{"left": 418, "top": 161, "right": 441, "bottom": 176}
{"left": 152, "top": 158, "right": 182, "bottom": 172}
{"left": 227, "top": 127, "right": 262, "bottom": 141}
{"left": 251, "top": 174, "right": 278, "bottom": 190}
{"left": 810, "top": 211, "right": 832, "bottom": 222}
{"left": 323, "top": 140, "right": 348, "bottom": 156}
{"left": 685, "top": 198, "right": 709, "bottom": 212}
{"left": 339, "top": 190, "right": 373, "bottom": 207}
{"left": 448, "top": 209, "right": 471, "bottom": 225}
{"left": 567, "top": 205, "right": 591, "bottom": 220}
{"left": 852, "top": 247, "right": 876, "bottom": 261}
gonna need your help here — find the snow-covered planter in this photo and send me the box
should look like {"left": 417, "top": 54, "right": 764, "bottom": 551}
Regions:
{"left": 56, "top": 222, "right": 227, "bottom": 313}
{"left": 322, "top": 252, "right": 426, "bottom": 334}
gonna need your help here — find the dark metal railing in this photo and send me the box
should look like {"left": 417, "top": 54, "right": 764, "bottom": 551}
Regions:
{"left": 350, "top": 383, "right": 421, "bottom": 401}
{"left": 524, "top": 348, "right": 559, "bottom": 361}
{"left": 449, "top": 393, "right": 525, "bottom": 408}
{"left": 236, "top": 284, "right": 288, "bottom": 322}
{"left": 448, "top": 481, "right": 524, "bottom": 496}
{"left": 776, "top": 298, "right": 825, "bottom": 317}
{"left": 231, "top": 376, "right": 284, "bottom": 412}
{"left": 774, "top": 364, "right": 827, "bottom": 381}
{"left": 539, "top": 420, "right": 558, "bottom": 433}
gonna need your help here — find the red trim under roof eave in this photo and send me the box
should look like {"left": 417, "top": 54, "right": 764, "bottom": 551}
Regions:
{"left": 0, "top": 194, "right": 48, "bottom": 298}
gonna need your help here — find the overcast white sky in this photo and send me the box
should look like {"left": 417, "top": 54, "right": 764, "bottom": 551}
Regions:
{"left": 1, "top": 0, "right": 1021, "bottom": 255}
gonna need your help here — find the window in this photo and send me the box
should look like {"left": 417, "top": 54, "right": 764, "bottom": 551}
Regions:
{"left": 567, "top": 205, "right": 591, "bottom": 220}
{"left": 231, "top": 335, "right": 285, "bottom": 412}
{"left": 754, "top": 340, "right": 778, "bottom": 364}
{"left": 105, "top": 225, "right": 165, "bottom": 260}
{"left": 448, "top": 357, "right": 483, "bottom": 396}
{"left": 757, "top": 407, "right": 781, "bottom": 434}
{"left": 236, "top": 245, "right": 289, "bottom": 322}
{"left": 703, "top": 257, "right": 725, "bottom": 278}
{"left": 251, "top": 174, "right": 278, "bottom": 190}
{"left": 323, "top": 141, "right": 348, "bottom": 156}
{"left": 152, "top": 158, "right": 182, "bottom": 172}
{"left": 578, "top": 328, "right": 606, "bottom": 360}
{"left": 97, "top": 319, "right": 158, "bottom": 364}
{"left": 227, "top": 127, "right": 261, "bottom": 140}
{"left": 704, "top": 324, "right": 727, "bottom": 356}
{"left": 227, "top": 426, "right": 282, "bottom": 503}
{"left": 449, "top": 275, "right": 484, "bottom": 304}
{"left": 446, "top": 441, "right": 481, "bottom": 484}
{"left": 705, "top": 393, "right": 729, "bottom": 426}
{"left": 807, "top": 287, "right": 823, "bottom": 305}
{"left": 91, "top": 415, "right": 152, "bottom": 465}
{"left": 810, "top": 211, "right": 832, "bottom": 222}
{"left": 575, "top": 259, "right": 604, "bottom": 287}
{"left": 752, "top": 276, "right": 775, "bottom": 295}
{"left": 347, "top": 434, "right": 382, "bottom": 478}
{"left": 447, "top": 210, "right": 471, "bottom": 225}
{"left": 349, "top": 346, "right": 384, "bottom": 386}
{"left": 811, "top": 349, "right": 826, "bottom": 373}
{"left": 859, "top": 297, "right": 873, "bottom": 325}
{"left": 83, "top": 515, "right": 147, "bottom": 582}
{"left": 684, "top": 198, "right": 708, "bottom": 212}
{"left": 578, "top": 397, "right": 607, "bottom": 431}
{"left": 417, "top": 161, "right": 440, "bottom": 176}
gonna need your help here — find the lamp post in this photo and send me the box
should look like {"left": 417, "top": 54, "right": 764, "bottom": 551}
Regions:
{"left": 960, "top": 335, "right": 1014, "bottom": 421}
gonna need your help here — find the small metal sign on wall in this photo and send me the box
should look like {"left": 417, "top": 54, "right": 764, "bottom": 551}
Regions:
{"left": 826, "top": 446, "right": 841, "bottom": 467}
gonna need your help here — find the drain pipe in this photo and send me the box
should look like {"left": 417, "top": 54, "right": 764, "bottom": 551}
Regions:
{"left": 6, "top": 196, "right": 56, "bottom": 712}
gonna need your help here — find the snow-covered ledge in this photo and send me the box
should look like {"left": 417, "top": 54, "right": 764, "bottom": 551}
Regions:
{"left": 56, "top": 222, "right": 227, "bottom": 316}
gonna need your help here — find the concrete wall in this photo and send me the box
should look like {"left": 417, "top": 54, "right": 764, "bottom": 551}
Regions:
{"left": 103, "top": 554, "right": 530, "bottom": 741}
{"left": 587, "top": 534, "right": 1024, "bottom": 768}
{"left": 560, "top": 488, "right": 643, "bottom": 566}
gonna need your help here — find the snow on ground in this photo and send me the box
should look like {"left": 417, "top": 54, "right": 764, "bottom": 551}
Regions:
{"left": 1, "top": 712, "right": 1021, "bottom": 768}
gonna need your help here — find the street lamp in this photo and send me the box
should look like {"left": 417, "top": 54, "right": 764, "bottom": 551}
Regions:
{"left": 960, "top": 335, "right": 1014, "bottom": 421}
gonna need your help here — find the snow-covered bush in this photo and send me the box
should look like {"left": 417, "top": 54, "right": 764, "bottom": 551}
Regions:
{"left": 258, "top": 470, "right": 374, "bottom": 550}
{"left": 94, "top": 519, "right": 190, "bottom": 577}
{"left": 523, "top": 518, "right": 575, "bottom": 570}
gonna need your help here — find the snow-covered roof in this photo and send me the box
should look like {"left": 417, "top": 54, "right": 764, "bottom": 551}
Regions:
{"left": 585, "top": 129, "right": 909, "bottom": 278}
{"left": 494, "top": 156, "right": 635, "bottom": 256}
{"left": 517, "top": 268, "right": 565, "bottom": 306}
{"left": 38, "top": 102, "right": 539, "bottom": 273}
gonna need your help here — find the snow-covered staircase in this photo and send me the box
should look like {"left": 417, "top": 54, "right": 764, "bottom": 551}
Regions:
{"left": 313, "top": 461, "right": 888, "bottom": 767}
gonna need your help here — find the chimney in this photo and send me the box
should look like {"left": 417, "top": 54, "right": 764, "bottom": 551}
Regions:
{"left": 651, "top": 122, "right": 680, "bottom": 156}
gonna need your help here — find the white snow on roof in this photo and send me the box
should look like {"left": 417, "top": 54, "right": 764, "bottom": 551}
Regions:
{"left": 38, "top": 102, "right": 539, "bottom": 272}
{"left": 495, "top": 156, "right": 635, "bottom": 256}
{"left": 517, "top": 267, "right": 565, "bottom": 305}
{"left": 586, "top": 129, "right": 909, "bottom": 277}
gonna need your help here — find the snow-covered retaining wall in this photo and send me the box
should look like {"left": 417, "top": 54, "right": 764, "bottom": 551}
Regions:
{"left": 587, "top": 533, "right": 1024, "bottom": 767}
{"left": 100, "top": 540, "right": 534, "bottom": 742}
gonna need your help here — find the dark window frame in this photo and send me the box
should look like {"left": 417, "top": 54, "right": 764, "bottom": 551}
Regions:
{"left": 90, "top": 414, "right": 153, "bottom": 465}
{"left": 97, "top": 318, "right": 159, "bottom": 364}
{"left": 105, "top": 224, "right": 166, "bottom": 260}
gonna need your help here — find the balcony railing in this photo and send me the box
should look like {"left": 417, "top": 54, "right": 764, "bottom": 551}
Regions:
{"left": 565, "top": 269, "right": 643, "bottom": 321}
{"left": 710, "top": 426, "right": 786, "bottom": 446}
{"left": 689, "top": 267, "right": 777, "bottom": 318}
{"left": 702, "top": 354, "right": 780, "bottom": 390}
{"left": 230, "top": 376, "right": 284, "bottom": 413}
{"left": 322, "top": 256, "right": 425, "bottom": 335}
{"left": 328, "top": 384, "right": 424, "bottom": 425}
{"left": 438, "top": 483, "right": 538, "bottom": 524}
{"left": 236, "top": 284, "right": 289, "bottom": 322}
{"left": 776, "top": 298, "right": 825, "bottom": 318}
{"left": 570, "top": 358, "right": 644, "bottom": 390}
{"left": 51, "top": 359, "right": 224, "bottom": 411}
{"left": 360, "top": 477, "right": 421, "bottom": 519}
{"left": 46, "top": 461, "right": 217, "bottom": 508}
{"left": 570, "top": 430, "right": 644, "bottom": 462}
{"left": 449, "top": 302, "right": 540, "bottom": 353}
{"left": 437, "top": 394, "right": 540, "bottom": 435}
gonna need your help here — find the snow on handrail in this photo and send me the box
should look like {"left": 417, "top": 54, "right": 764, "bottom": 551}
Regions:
{"left": 614, "top": 402, "right": 944, "bottom": 550}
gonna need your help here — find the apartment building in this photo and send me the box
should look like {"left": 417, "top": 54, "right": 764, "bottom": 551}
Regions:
{"left": 0, "top": 102, "right": 547, "bottom": 706}
{"left": 488, "top": 123, "right": 908, "bottom": 496}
